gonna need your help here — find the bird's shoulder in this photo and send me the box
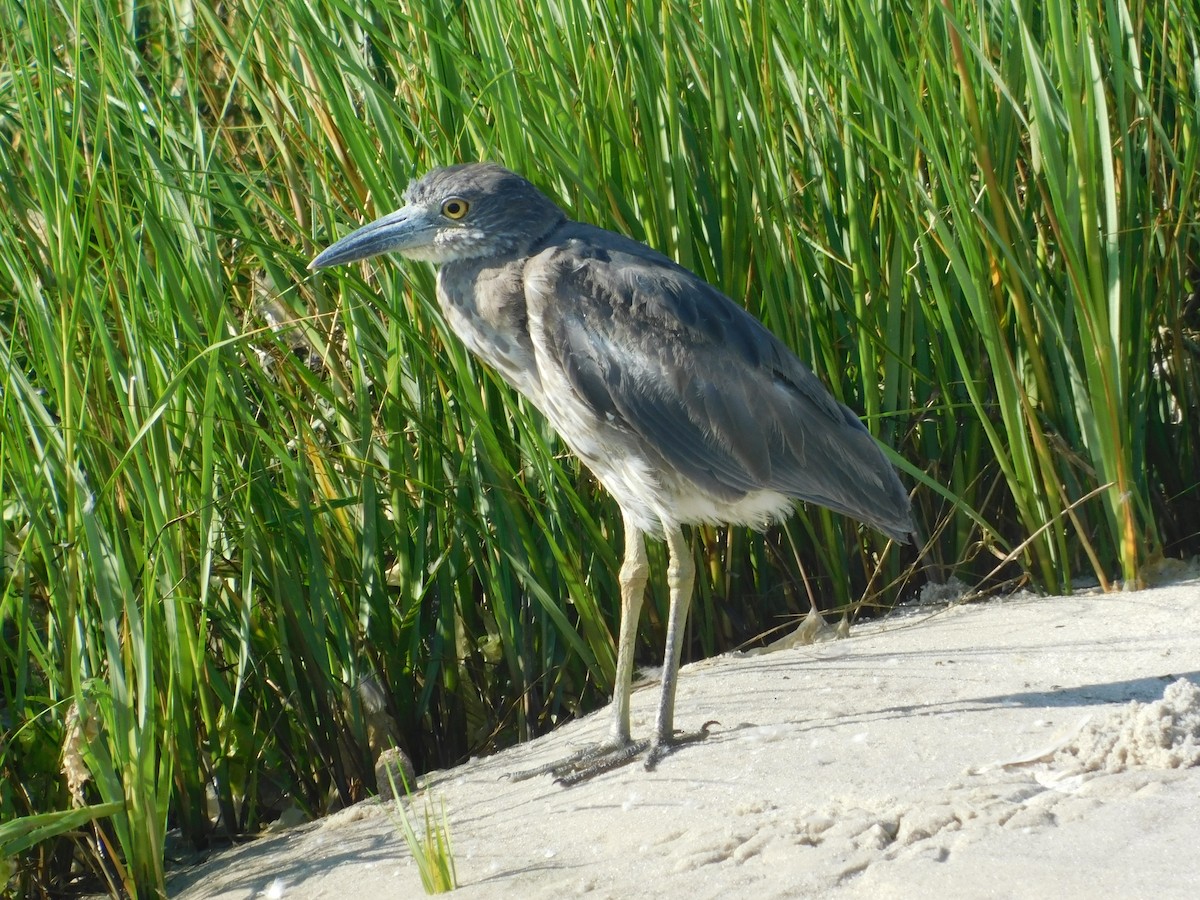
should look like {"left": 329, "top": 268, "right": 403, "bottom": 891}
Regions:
{"left": 529, "top": 223, "right": 752, "bottom": 351}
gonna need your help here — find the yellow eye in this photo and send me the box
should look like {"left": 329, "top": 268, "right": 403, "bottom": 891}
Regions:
{"left": 441, "top": 198, "right": 469, "bottom": 220}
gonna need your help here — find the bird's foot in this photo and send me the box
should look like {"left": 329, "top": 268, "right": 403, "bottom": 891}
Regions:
{"left": 507, "top": 737, "right": 649, "bottom": 785}
{"left": 509, "top": 721, "right": 717, "bottom": 786}
{"left": 643, "top": 720, "right": 718, "bottom": 771}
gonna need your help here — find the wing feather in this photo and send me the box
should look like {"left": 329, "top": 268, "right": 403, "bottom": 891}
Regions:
{"left": 527, "top": 223, "right": 913, "bottom": 540}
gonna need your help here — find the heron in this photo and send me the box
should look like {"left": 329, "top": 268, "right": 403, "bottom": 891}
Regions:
{"left": 310, "top": 163, "right": 916, "bottom": 781}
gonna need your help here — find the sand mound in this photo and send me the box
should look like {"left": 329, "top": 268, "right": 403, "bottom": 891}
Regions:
{"left": 168, "top": 583, "right": 1200, "bottom": 900}
{"left": 1055, "top": 678, "right": 1200, "bottom": 773}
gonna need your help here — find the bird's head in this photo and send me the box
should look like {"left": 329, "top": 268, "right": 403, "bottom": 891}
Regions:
{"left": 309, "top": 163, "right": 566, "bottom": 270}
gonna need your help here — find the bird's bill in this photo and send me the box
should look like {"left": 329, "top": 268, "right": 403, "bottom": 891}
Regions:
{"left": 308, "top": 205, "right": 438, "bottom": 269}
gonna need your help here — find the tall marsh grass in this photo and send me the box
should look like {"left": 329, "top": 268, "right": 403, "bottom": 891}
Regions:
{"left": 1, "top": 0, "right": 1196, "bottom": 895}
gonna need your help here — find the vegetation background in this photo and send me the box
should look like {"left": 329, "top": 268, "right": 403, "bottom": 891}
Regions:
{"left": 1, "top": 0, "right": 1196, "bottom": 895}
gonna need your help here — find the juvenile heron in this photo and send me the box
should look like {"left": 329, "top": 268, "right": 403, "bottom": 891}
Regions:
{"left": 310, "top": 163, "right": 915, "bottom": 780}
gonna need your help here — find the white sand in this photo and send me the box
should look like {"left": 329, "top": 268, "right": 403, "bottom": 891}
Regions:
{"left": 170, "top": 578, "right": 1200, "bottom": 899}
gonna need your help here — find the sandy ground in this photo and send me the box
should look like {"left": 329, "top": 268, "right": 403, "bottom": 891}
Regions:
{"left": 170, "top": 577, "right": 1200, "bottom": 899}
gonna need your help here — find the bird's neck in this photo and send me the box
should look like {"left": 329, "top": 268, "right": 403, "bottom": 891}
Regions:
{"left": 435, "top": 256, "right": 542, "bottom": 398}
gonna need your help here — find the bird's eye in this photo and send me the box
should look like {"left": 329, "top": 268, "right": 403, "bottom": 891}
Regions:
{"left": 441, "top": 198, "right": 469, "bottom": 220}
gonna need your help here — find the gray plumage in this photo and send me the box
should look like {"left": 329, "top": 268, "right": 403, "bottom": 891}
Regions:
{"left": 311, "top": 162, "right": 915, "bottom": 778}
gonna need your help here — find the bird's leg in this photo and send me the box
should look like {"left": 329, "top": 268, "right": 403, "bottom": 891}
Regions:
{"left": 508, "top": 514, "right": 650, "bottom": 783}
{"left": 608, "top": 516, "right": 648, "bottom": 745}
{"left": 644, "top": 524, "right": 697, "bottom": 769}
{"left": 508, "top": 520, "right": 711, "bottom": 783}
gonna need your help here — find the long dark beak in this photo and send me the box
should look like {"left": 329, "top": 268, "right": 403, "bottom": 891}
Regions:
{"left": 309, "top": 205, "right": 438, "bottom": 269}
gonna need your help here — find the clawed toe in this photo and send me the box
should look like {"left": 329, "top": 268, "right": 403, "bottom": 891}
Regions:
{"left": 508, "top": 738, "right": 649, "bottom": 785}
{"left": 644, "top": 720, "right": 718, "bottom": 771}
{"left": 553, "top": 739, "right": 651, "bottom": 786}
{"left": 510, "top": 721, "right": 718, "bottom": 785}
{"left": 507, "top": 739, "right": 638, "bottom": 783}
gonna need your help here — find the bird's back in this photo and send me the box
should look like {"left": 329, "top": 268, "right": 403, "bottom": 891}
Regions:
{"left": 518, "top": 221, "right": 915, "bottom": 542}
